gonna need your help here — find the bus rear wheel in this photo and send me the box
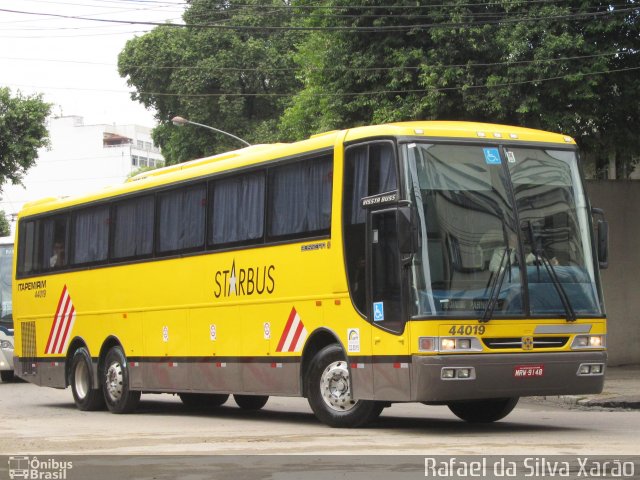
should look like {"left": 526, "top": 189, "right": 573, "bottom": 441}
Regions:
{"left": 179, "top": 393, "right": 229, "bottom": 409}
{"left": 447, "top": 397, "right": 519, "bottom": 423}
{"left": 306, "top": 344, "right": 384, "bottom": 428}
{"left": 101, "top": 346, "right": 140, "bottom": 414}
{"left": 234, "top": 394, "right": 269, "bottom": 410}
{"left": 69, "top": 347, "right": 105, "bottom": 411}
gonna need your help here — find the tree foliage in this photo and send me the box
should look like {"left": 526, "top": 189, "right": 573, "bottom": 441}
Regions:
{"left": 0, "top": 210, "right": 10, "bottom": 237}
{"left": 118, "top": 0, "right": 301, "bottom": 164}
{"left": 0, "top": 87, "right": 51, "bottom": 190}
{"left": 119, "top": 0, "right": 639, "bottom": 177}
{"left": 281, "top": 0, "right": 640, "bottom": 176}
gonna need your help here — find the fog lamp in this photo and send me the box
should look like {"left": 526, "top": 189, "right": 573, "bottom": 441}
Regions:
{"left": 591, "top": 364, "right": 603, "bottom": 374}
{"left": 442, "top": 368, "right": 455, "bottom": 379}
{"left": 579, "top": 364, "right": 591, "bottom": 375}
{"left": 457, "top": 368, "right": 471, "bottom": 379}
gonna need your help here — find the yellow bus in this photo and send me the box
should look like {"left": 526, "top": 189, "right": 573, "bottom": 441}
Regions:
{"left": 12, "top": 121, "right": 608, "bottom": 427}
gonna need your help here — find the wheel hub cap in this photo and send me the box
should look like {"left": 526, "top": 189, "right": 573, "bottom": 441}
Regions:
{"left": 105, "top": 362, "right": 124, "bottom": 402}
{"left": 320, "top": 361, "right": 356, "bottom": 412}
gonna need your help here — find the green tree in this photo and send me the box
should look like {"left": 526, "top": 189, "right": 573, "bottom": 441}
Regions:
{"left": 0, "top": 87, "right": 51, "bottom": 189}
{"left": 0, "top": 210, "right": 10, "bottom": 237}
{"left": 281, "top": 0, "right": 640, "bottom": 177}
{"left": 118, "top": 0, "right": 301, "bottom": 164}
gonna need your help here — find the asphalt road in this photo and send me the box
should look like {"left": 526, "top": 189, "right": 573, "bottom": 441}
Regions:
{"left": 1, "top": 381, "right": 639, "bottom": 457}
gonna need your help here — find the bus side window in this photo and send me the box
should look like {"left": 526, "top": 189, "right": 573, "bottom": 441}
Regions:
{"left": 41, "top": 215, "right": 69, "bottom": 270}
{"left": 18, "top": 220, "right": 39, "bottom": 276}
{"left": 112, "top": 195, "right": 155, "bottom": 260}
{"left": 343, "top": 143, "right": 397, "bottom": 315}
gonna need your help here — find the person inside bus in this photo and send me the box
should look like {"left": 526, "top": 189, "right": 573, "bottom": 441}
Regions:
{"left": 50, "top": 241, "right": 66, "bottom": 268}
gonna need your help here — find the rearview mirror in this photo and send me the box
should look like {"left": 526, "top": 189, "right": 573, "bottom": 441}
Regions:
{"left": 592, "top": 207, "right": 608, "bottom": 269}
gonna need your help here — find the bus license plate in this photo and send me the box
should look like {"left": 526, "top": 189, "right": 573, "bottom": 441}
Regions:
{"left": 513, "top": 365, "right": 544, "bottom": 378}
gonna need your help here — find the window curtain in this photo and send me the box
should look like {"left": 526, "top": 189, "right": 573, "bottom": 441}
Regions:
{"left": 113, "top": 196, "right": 154, "bottom": 258}
{"left": 210, "top": 173, "right": 264, "bottom": 244}
{"left": 73, "top": 206, "right": 109, "bottom": 264}
{"left": 158, "top": 185, "right": 205, "bottom": 252}
{"left": 269, "top": 157, "right": 332, "bottom": 237}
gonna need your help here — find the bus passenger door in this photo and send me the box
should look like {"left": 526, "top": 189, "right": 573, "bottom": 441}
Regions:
{"left": 367, "top": 207, "right": 411, "bottom": 401}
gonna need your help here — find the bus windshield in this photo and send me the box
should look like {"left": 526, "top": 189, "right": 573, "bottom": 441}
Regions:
{"left": 402, "top": 143, "right": 602, "bottom": 319}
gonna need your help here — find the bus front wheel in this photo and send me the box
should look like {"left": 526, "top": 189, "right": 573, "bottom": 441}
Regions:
{"left": 69, "top": 347, "right": 105, "bottom": 411}
{"left": 447, "top": 397, "right": 519, "bottom": 423}
{"left": 101, "top": 346, "right": 140, "bottom": 414}
{"left": 306, "top": 344, "right": 384, "bottom": 428}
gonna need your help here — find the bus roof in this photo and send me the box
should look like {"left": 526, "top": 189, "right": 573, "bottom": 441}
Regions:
{"left": 18, "top": 121, "right": 575, "bottom": 218}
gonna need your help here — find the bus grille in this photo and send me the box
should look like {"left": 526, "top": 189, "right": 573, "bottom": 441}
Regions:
{"left": 482, "top": 336, "right": 569, "bottom": 349}
{"left": 20, "top": 321, "right": 37, "bottom": 375}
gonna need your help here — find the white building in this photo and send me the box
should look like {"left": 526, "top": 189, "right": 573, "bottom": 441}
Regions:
{"left": 1, "top": 115, "right": 164, "bottom": 233}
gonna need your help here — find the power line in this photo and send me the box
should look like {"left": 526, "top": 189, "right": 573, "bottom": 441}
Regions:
{"left": 1, "top": 50, "right": 633, "bottom": 72}
{"left": 0, "top": 6, "right": 635, "bottom": 32}
{"left": 7, "top": 65, "right": 639, "bottom": 98}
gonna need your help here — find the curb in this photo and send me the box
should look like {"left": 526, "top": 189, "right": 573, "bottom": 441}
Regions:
{"left": 552, "top": 395, "right": 640, "bottom": 409}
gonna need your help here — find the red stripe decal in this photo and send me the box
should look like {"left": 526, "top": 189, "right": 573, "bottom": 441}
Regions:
{"left": 45, "top": 285, "right": 67, "bottom": 353}
{"left": 55, "top": 306, "right": 75, "bottom": 354}
{"left": 276, "top": 307, "right": 297, "bottom": 352}
{"left": 288, "top": 320, "right": 305, "bottom": 353}
{"left": 51, "top": 295, "right": 72, "bottom": 354}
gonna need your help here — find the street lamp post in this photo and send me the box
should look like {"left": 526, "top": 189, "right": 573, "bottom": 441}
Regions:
{"left": 171, "top": 116, "right": 251, "bottom": 147}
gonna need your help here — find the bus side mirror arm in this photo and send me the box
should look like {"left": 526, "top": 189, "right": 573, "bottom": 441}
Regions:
{"left": 591, "top": 207, "right": 609, "bottom": 269}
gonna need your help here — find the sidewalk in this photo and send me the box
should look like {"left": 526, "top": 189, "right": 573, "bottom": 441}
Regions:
{"left": 543, "top": 365, "right": 640, "bottom": 409}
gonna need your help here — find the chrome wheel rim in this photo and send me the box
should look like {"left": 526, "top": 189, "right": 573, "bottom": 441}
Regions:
{"left": 320, "top": 360, "right": 356, "bottom": 412}
{"left": 105, "top": 361, "right": 124, "bottom": 402}
{"left": 74, "top": 360, "right": 89, "bottom": 400}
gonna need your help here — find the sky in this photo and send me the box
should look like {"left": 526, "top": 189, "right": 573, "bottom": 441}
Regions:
{"left": 0, "top": 0, "right": 187, "bottom": 127}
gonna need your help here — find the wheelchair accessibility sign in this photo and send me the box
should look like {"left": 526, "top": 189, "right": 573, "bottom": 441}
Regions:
{"left": 483, "top": 147, "right": 501, "bottom": 165}
{"left": 373, "top": 302, "right": 384, "bottom": 322}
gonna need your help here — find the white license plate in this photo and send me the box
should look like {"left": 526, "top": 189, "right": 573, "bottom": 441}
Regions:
{"left": 513, "top": 364, "right": 544, "bottom": 378}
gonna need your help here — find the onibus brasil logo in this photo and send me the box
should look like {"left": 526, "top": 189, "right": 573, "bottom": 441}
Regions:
{"left": 8, "top": 456, "right": 73, "bottom": 479}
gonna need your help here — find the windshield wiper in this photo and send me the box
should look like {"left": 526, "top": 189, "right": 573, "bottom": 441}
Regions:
{"left": 524, "top": 221, "right": 577, "bottom": 322}
{"left": 480, "top": 247, "right": 512, "bottom": 323}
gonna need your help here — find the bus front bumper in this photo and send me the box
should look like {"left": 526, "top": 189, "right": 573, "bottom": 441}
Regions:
{"left": 412, "top": 351, "right": 606, "bottom": 402}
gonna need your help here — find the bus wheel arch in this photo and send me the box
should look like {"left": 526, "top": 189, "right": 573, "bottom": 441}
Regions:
{"left": 300, "top": 328, "right": 343, "bottom": 398}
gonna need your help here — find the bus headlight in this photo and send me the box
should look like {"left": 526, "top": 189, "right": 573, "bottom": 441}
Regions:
{"left": 441, "top": 338, "right": 456, "bottom": 350}
{"left": 571, "top": 335, "right": 606, "bottom": 349}
{"left": 418, "top": 337, "right": 436, "bottom": 352}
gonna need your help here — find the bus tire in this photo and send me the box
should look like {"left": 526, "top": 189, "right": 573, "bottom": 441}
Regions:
{"left": 306, "top": 344, "right": 384, "bottom": 428}
{"left": 1, "top": 370, "right": 14, "bottom": 382}
{"left": 447, "top": 397, "right": 519, "bottom": 423}
{"left": 233, "top": 394, "right": 268, "bottom": 410}
{"left": 179, "top": 393, "right": 229, "bottom": 408}
{"left": 101, "top": 346, "right": 140, "bottom": 414}
{"left": 69, "top": 347, "right": 105, "bottom": 411}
